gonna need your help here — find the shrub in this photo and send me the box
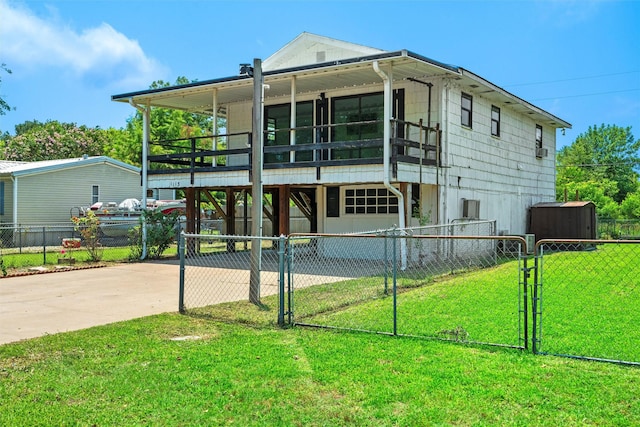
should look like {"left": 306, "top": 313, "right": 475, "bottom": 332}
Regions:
{"left": 71, "top": 210, "right": 103, "bottom": 262}
{"left": 129, "top": 209, "right": 181, "bottom": 260}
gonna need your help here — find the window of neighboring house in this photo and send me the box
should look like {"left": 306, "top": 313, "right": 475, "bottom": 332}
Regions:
{"left": 92, "top": 185, "right": 99, "bottom": 204}
{"left": 345, "top": 187, "right": 399, "bottom": 215}
{"left": 461, "top": 93, "right": 473, "bottom": 128}
{"left": 331, "top": 93, "right": 384, "bottom": 160}
{"left": 264, "top": 101, "right": 314, "bottom": 164}
{"left": 536, "top": 124, "right": 543, "bottom": 149}
{"left": 491, "top": 105, "right": 500, "bottom": 137}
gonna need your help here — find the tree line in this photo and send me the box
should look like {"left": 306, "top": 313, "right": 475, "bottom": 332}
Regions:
{"left": 0, "top": 77, "right": 215, "bottom": 167}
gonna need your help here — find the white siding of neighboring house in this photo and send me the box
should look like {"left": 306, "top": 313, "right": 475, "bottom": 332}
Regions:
{"left": 16, "top": 163, "right": 141, "bottom": 224}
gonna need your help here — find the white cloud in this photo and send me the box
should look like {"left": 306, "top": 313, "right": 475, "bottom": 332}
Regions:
{"left": 0, "top": 0, "right": 167, "bottom": 88}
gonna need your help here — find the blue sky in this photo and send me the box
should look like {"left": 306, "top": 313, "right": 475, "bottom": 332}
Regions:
{"left": 0, "top": 0, "right": 638, "bottom": 149}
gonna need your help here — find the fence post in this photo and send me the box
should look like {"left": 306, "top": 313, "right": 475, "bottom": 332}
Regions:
{"left": 384, "top": 232, "right": 389, "bottom": 295}
{"left": 392, "top": 231, "right": 398, "bottom": 336}
{"left": 287, "top": 236, "right": 294, "bottom": 325}
{"left": 521, "top": 254, "right": 529, "bottom": 351}
{"left": 531, "top": 252, "right": 540, "bottom": 354}
{"left": 278, "top": 234, "right": 286, "bottom": 327}
{"left": 43, "top": 226, "right": 47, "bottom": 265}
{"left": 178, "top": 232, "right": 186, "bottom": 314}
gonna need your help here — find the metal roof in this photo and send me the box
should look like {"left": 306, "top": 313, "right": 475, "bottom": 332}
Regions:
{"left": 532, "top": 201, "right": 595, "bottom": 208}
{"left": 112, "top": 42, "right": 571, "bottom": 129}
{"left": 0, "top": 156, "right": 139, "bottom": 177}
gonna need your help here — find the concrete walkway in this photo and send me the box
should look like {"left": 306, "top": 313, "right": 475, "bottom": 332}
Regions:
{"left": 0, "top": 261, "right": 180, "bottom": 345}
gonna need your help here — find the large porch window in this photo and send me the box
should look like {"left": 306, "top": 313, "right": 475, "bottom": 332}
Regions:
{"left": 331, "top": 93, "right": 384, "bottom": 160}
{"left": 265, "top": 101, "right": 313, "bottom": 164}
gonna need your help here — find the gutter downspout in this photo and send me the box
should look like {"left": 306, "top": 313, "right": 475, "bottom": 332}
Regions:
{"left": 373, "top": 60, "right": 407, "bottom": 270}
{"left": 129, "top": 98, "right": 150, "bottom": 260}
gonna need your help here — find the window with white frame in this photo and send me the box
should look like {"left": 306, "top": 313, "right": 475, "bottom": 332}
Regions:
{"left": 491, "top": 105, "right": 500, "bottom": 137}
{"left": 345, "top": 187, "right": 399, "bottom": 215}
{"left": 92, "top": 185, "right": 99, "bottom": 204}
{"left": 461, "top": 93, "right": 472, "bottom": 128}
{"left": 535, "top": 124, "right": 543, "bottom": 149}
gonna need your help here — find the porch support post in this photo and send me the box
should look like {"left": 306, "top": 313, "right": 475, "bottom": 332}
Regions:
{"left": 185, "top": 188, "right": 196, "bottom": 234}
{"left": 290, "top": 76, "right": 296, "bottom": 163}
{"left": 250, "top": 58, "right": 264, "bottom": 305}
{"left": 278, "top": 185, "right": 290, "bottom": 236}
{"left": 212, "top": 88, "right": 218, "bottom": 167}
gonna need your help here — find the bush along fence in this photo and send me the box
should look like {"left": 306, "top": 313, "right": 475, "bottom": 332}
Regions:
{"left": 179, "top": 230, "right": 640, "bottom": 366}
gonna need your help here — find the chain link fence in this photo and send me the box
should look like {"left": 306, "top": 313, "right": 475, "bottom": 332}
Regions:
{"left": 289, "top": 233, "right": 528, "bottom": 349}
{"left": 0, "top": 223, "right": 134, "bottom": 268}
{"left": 533, "top": 240, "right": 640, "bottom": 365}
{"left": 177, "top": 229, "right": 640, "bottom": 364}
{"left": 178, "top": 234, "right": 286, "bottom": 321}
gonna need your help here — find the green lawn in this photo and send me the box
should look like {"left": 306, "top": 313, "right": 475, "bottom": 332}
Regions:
{"left": 2, "top": 243, "right": 639, "bottom": 425}
{"left": 1, "top": 308, "right": 639, "bottom": 426}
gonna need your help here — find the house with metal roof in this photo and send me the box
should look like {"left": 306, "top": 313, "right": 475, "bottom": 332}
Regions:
{"left": 0, "top": 156, "right": 171, "bottom": 226}
{"left": 112, "top": 32, "right": 571, "bottom": 238}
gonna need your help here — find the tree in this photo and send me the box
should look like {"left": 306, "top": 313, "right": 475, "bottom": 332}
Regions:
{"left": 556, "top": 124, "right": 639, "bottom": 204}
{"left": 130, "top": 77, "right": 214, "bottom": 142}
{"left": 1, "top": 120, "right": 108, "bottom": 161}
{"left": 0, "top": 63, "right": 12, "bottom": 116}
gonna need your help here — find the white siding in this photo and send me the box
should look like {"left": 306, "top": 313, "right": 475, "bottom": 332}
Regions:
{"left": 16, "top": 163, "right": 142, "bottom": 224}
{"left": 441, "top": 82, "right": 557, "bottom": 234}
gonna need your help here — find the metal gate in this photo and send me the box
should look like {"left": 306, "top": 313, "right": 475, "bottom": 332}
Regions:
{"left": 532, "top": 239, "right": 640, "bottom": 366}
{"left": 287, "top": 233, "right": 529, "bottom": 349}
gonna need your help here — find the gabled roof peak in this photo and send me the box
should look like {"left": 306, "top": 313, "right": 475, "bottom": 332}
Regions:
{"left": 263, "top": 32, "right": 386, "bottom": 71}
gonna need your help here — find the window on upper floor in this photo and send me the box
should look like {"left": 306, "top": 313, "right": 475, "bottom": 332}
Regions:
{"left": 491, "top": 105, "right": 500, "bottom": 137}
{"left": 332, "top": 93, "right": 384, "bottom": 160}
{"left": 535, "top": 124, "right": 548, "bottom": 158}
{"left": 461, "top": 93, "right": 472, "bottom": 128}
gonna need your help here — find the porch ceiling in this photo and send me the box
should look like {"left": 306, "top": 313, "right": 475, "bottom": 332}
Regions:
{"left": 114, "top": 54, "right": 450, "bottom": 115}
{"left": 112, "top": 51, "right": 570, "bottom": 129}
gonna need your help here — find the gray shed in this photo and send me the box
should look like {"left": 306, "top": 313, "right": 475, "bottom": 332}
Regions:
{"left": 528, "top": 201, "right": 597, "bottom": 241}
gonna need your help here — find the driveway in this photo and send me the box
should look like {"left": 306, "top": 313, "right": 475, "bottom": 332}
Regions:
{"left": 0, "top": 261, "right": 180, "bottom": 345}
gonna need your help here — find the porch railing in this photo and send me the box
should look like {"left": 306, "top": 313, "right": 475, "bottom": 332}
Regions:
{"left": 147, "top": 119, "right": 440, "bottom": 181}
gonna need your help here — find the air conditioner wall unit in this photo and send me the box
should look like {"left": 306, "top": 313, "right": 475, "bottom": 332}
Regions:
{"left": 462, "top": 199, "right": 480, "bottom": 219}
{"left": 536, "top": 147, "right": 549, "bottom": 158}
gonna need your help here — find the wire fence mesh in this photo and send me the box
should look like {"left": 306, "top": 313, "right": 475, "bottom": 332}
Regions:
{"left": 289, "top": 233, "right": 528, "bottom": 349}
{"left": 177, "top": 230, "right": 640, "bottom": 364}
{"left": 533, "top": 240, "right": 640, "bottom": 365}
{"left": 179, "top": 234, "right": 285, "bottom": 319}
{"left": 0, "top": 223, "right": 134, "bottom": 269}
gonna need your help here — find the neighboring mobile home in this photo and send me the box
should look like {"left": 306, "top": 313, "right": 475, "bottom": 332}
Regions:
{"left": 0, "top": 156, "right": 172, "bottom": 225}
{"left": 112, "top": 32, "right": 571, "bottom": 237}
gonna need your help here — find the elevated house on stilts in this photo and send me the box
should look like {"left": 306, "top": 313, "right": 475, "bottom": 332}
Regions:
{"left": 112, "top": 32, "right": 570, "bottom": 242}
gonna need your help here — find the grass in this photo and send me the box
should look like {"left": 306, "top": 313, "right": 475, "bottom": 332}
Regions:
{"left": 0, "top": 245, "right": 180, "bottom": 273}
{"left": 536, "top": 243, "right": 640, "bottom": 361}
{"left": 290, "top": 260, "right": 523, "bottom": 347}
{"left": 1, "top": 308, "right": 639, "bottom": 426}
{"left": 2, "top": 243, "right": 639, "bottom": 425}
